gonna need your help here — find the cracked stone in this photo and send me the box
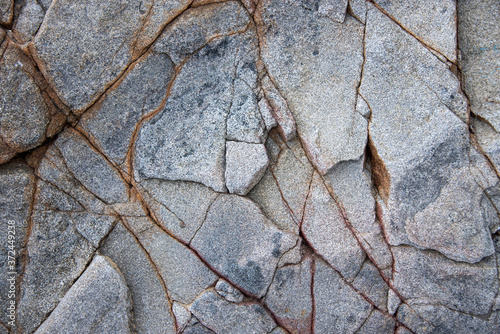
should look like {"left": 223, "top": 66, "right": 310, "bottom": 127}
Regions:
{"left": 264, "top": 256, "right": 313, "bottom": 333}
{"left": 12, "top": 0, "right": 45, "bottom": 44}
{"left": 0, "top": 0, "right": 13, "bottom": 25}
{"left": 361, "top": 4, "right": 491, "bottom": 264}
{"left": 189, "top": 289, "right": 276, "bottom": 334}
{"left": 172, "top": 301, "right": 191, "bottom": 332}
{"left": 356, "top": 310, "right": 395, "bottom": 334}
{"left": 182, "top": 318, "right": 216, "bottom": 334}
{"left": 373, "top": 0, "right": 457, "bottom": 62}
{"left": 352, "top": 260, "right": 389, "bottom": 312}
{"left": 191, "top": 194, "right": 298, "bottom": 298}
{"left": 0, "top": 42, "right": 50, "bottom": 163}
{"left": 317, "top": 0, "right": 349, "bottom": 23}
{"left": 100, "top": 222, "right": 176, "bottom": 334}
{"left": 34, "top": 255, "right": 133, "bottom": 334}
{"left": 135, "top": 29, "right": 256, "bottom": 192}
{"left": 215, "top": 279, "right": 244, "bottom": 303}
{"left": 0, "top": 160, "right": 34, "bottom": 326}
{"left": 392, "top": 245, "right": 498, "bottom": 315}
{"left": 225, "top": 141, "right": 269, "bottom": 196}
{"left": 139, "top": 179, "right": 218, "bottom": 243}
{"left": 79, "top": 49, "right": 175, "bottom": 169}
{"left": 55, "top": 129, "right": 129, "bottom": 205}
{"left": 313, "top": 258, "right": 373, "bottom": 334}
{"left": 349, "top": 0, "right": 367, "bottom": 23}
{"left": 257, "top": 0, "right": 366, "bottom": 174}
{"left": 31, "top": 0, "right": 157, "bottom": 111}
{"left": 127, "top": 216, "right": 218, "bottom": 304}
{"left": 302, "top": 172, "right": 365, "bottom": 280}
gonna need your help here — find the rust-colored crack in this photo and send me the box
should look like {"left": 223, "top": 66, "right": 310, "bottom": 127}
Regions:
{"left": 309, "top": 253, "right": 316, "bottom": 334}
{"left": 367, "top": 0, "right": 455, "bottom": 65}
{"left": 188, "top": 193, "right": 220, "bottom": 245}
{"left": 118, "top": 217, "right": 177, "bottom": 332}
{"left": 375, "top": 202, "right": 397, "bottom": 281}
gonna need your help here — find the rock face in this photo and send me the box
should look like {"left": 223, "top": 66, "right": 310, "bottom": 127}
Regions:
{"left": 1, "top": 1, "right": 499, "bottom": 333}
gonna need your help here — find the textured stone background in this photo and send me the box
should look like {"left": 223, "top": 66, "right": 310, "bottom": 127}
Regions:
{"left": 0, "top": 0, "right": 499, "bottom": 333}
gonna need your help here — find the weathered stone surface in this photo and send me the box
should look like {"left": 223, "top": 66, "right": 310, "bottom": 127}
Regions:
{"left": 392, "top": 246, "right": 498, "bottom": 315}
{"left": 356, "top": 310, "right": 395, "bottom": 334}
{"left": 458, "top": 0, "right": 500, "bottom": 171}
{"left": 0, "top": 0, "right": 13, "bottom": 25}
{"left": 215, "top": 279, "right": 244, "bottom": 303}
{"left": 31, "top": 0, "right": 154, "bottom": 111}
{"left": 139, "top": 179, "right": 218, "bottom": 243}
{"left": 127, "top": 216, "right": 217, "bottom": 304}
{"left": 55, "top": 129, "right": 129, "bottom": 205}
{"left": 361, "top": 4, "right": 491, "bottom": 264}
{"left": 13, "top": 0, "right": 45, "bottom": 44}
{"left": 35, "top": 255, "right": 133, "bottom": 334}
{"left": 79, "top": 50, "right": 175, "bottom": 168}
{"left": 18, "top": 210, "right": 95, "bottom": 333}
{"left": 257, "top": 0, "right": 366, "bottom": 174}
{"left": 265, "top": 257, "right": 313, "bottom": 333}
{"left": 2, "top": 1, "right": 499, "bottom": 332}
{"left": 101, "top": 222, "right": 176, "bottom": 334}
{"left": 373, "top": 0, "right": 457, "bottom": 62}
{"left": 0, "top": 42, "right": 49, "bottom": 163}
{"left": 191, "top": 194, "right": 298, "bottom": 297}
{"left": 313, "top": 259, "right": 373, "bottom": 334}
{"left": 0, "top": 160, "right": 34, "bottom": 327}
{"left": 225, "top": 141, "right": 269, "bottom": 195}
{"left": 397, "top": 303, "right": 499, "bottom": 334}
{"left": 302, "top": 172, "right": 365, "bottom": 280}
{"left": 189, "top": 289, "right": 276, "bottom": 334}
{"left": 135, "top": 29, "right": 255, "bottom": 192}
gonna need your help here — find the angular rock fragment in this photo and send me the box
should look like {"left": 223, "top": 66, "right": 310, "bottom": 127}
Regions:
{"left": 127, "top": 216, "right": 218, "bottom": 304}
{"left": 392, "top": 246, "right": 498, "bottom": 315}
{"left": 361, "top": 5, "right": 491, "bottom": 263}
{"left": 349, "top": 0, "right": 367, "bottom": 23}
{"left": 135, "top": 28, "right": 256, "bottom": 192}
{"left": 0, "top": 42, "right": 49, "bottom": 163}
{"left": 302, "top": 172, "right": 365, "bottom": 280}
{"left": 265, "top": 257, "right": 313, "bottom": 333}
{"left": 373, "top": 0, "right": 457, "bottom": 62}
{"left": 257, "top": 0, "right": 365, "bottom": 173}
{"left": 261, "top": 75, "right": 297, "bottom": 142}
{"left": 190, "top": 194, "right": 298, "bottom": 297}
{"left": 0, "top": 0, "right": 13, "bottom": 25}
{"left": 352, "top": 260, "right": 389, "bottom": 311}
{"left": 189, "top": 289, "right": 276, "bottom": 334}
{"left": 313, "top": 259, "right": 372, "bottom": 334}
{"left": 215, "top": 279, "right": 244, "bottom": 303}
{"left": 34, "top": 255, "right": 133, "bottom": 334}
{"left": 18, "top": 210, "right": 95, "bottom": 333}
{"left": 458, "top": 0, "right": 500, "bottom": 170}
{"left": 12, "top": 0, "right": 45, "bottom": 44}
{"left": 101, "top": 222, "right": 176, "bottom": 333}
{"left": 55, "top": 129, "right": 129, "bottom": 205}
{"left": 153, "top": 1, "right": 250, "bottom": 64}
{"left": 317, "top": 0, "right": 348, "bottom": 23}
{"left": 173, "top": 301, "right": 192, "bottom": 332}
{"left": 79, "top": 50, "right": 175, "bottom": 169}
{"left": 31, "top": 0, "right": 160, "bottom": 111}
{"left": 139, "top": 179, "right": 218, "bottom": 243}
{"left": 225, "top": 141, "right": 269, "bottom": 195}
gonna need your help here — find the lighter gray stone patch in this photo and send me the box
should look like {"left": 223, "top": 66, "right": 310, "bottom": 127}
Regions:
{"left": 258, "top": 1, "right": 365, "bottom": 173}
{"left": 101, "top": 222, "right": 176, "bottom": 334}
{"left": 34, "top": 255, "right": 133, "bottom": 334}
{"left": 313, "top": 259, "right": 372, "bottom": 334}
{"left": 13, "top": 0, "right": 45, "bottom": 44}
{"left": 189, "top": 289, "right": 276, "bottom": 334}
{"left": 374, "top": 0, "right": 457, "bottom": 62}
{"left": 225, "top": 141, "right": 269, "bottom": 196}
{"left": 55, "top": 129, "right": 128, "bottom": 205}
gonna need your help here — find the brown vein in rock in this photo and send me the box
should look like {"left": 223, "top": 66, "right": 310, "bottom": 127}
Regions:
{"left": 118, "top": 217, "right": 177, "bottom": 332}
{"left": 367, "top": 0, "right": 455, "bottom": 65}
